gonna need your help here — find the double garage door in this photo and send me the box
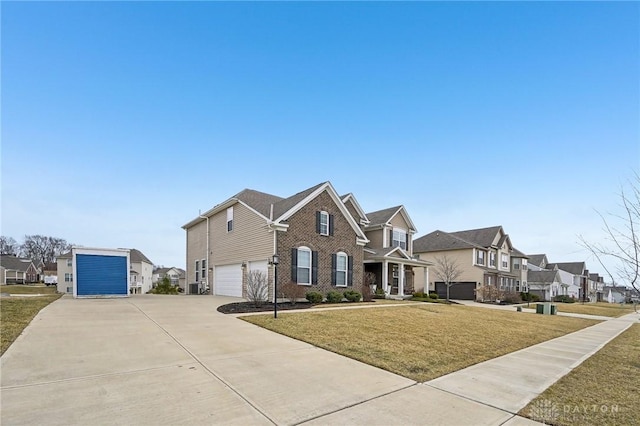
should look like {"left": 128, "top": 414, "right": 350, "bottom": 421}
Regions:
{"left": 214, "top": 261, "right": 267, "bottom": 298}
{"left": 434, "top": 282, "right": 477, "bottom": 300}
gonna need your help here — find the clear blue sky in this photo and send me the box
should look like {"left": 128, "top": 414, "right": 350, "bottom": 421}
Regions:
{"left": 2, "top": 2, "right": 638, "bottom": 280}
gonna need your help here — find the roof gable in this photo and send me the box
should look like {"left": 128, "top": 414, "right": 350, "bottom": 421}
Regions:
{"left": 341, "top": 193, "right": 369, "bottom": 224}
{"left": 528, "top": 254, "right": 548, "bottom": 268}
{"left": 548, "top": 262, "right": 586, "bottom": 276}
{"left": 0, "top": 255, "right": 35, "bottom": 272}
{"left": 365, "top": 205, "right": 417, "bottom": 233}
{"left": 413, "top": 230, "right": 480, "bottom": 253}
{"left": 449, "top": 226, "right": 504, "bottom": 248}
{"left": 528, "top": 270, "right": 561, "bottom": 284}
{"left": 129, "top": 249, "right": 153, "bottom": 265}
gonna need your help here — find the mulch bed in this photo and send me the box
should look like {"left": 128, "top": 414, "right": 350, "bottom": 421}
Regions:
{"left": 217, "top": 301, "right": 317, "bottom": 314}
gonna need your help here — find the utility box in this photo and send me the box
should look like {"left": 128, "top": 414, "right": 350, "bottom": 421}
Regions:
{"left": 536, "top": 303, "right": 553, "bottom": 315}
{"left": 551, "top": 304, "right": 557, "bottom": 315}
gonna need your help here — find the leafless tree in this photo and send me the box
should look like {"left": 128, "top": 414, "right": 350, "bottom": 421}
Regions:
{"left": 20, "top": 235, "right": 71, "bottom": 265}
{"left": 579, "top": 173, "right": 639, "bottom": 299}
{"left": 0, "top": 236, "right": 19, "bottom": 255}
{"left": 433, "top": 255, "right": 463, "bottom": 303}
{"left": 245, "top": 270, "right": 268, "bottom": 307}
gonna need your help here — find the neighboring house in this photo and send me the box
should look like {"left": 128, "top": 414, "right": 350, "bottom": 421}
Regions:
{"left": 129, "top": 249, "right": 153, "bottom": 294}
{"left": 546, "top": 262, "right": 592, "bottom": 302}
{"left": 0, "top": 255, "right": 39, "bottom": 284}
{"left": 361, "top": 205, "right": 431, "bottom": 297}
{"left": 588, "top": 273, "right": 605, "bottom": 302}
{"left": 183, "top": 182, "right": 370, "bottom": 298}
{"left": 602, "top": 286, "right": 628, "bottom": 304}
{"left": 527, "top": 254, "right": 580, "bottom": 298}
{"left": 58, "top": 247, "right": 130, "bottom": 297}
{"left": 152, "top": 267, "right": 186, "bottom": 290}
{"left": 183, "top": 181, "right": 430, "bottom": 300}
{"left": 56, "top": 251, "right": 74, "bottom": 294}
{"left": 413, "top": 226, "right": 528, "bottom": 301}
{"left": 528, "top": 270, "right": 563, "bottom": 301}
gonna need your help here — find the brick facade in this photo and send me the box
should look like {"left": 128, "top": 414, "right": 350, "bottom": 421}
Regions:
{"left": 276, "top": 190, "right": 364, "bottom": 296}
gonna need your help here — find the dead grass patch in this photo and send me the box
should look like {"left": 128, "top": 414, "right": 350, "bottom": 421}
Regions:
{"left": 1, "top": 285, "right": 58, "bottom": 294}
{"left": 521, "top": 324, "right": 640, "bottom": 425}
{"left": 554, "top": 302, "right": 634, "bottom": 317}
{"left": 242, "top": 304, "right": 599, "bottom": 382}
{"left": 1, "top": 294, "right": 61, "bottom": 355}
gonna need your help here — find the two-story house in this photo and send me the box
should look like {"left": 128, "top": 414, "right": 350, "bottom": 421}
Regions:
{"left": 56, "top": 251, "right": 74, "bottom": 293}
{"left": 183, "top": 181, "right": 430, "bottom": 300}
{"left": 412, "top": 226, "right": 528, "bottom": 301}
{"left": 183, "top": 182, "right": 369, "bottom": 298}
{"left": 129, "top": 249, "right": 153, "bottom": 294}
{"left": 153, "top": 267, "right": 186, "bottom": 290}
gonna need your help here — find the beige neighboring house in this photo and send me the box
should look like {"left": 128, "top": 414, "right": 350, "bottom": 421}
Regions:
{"left": 527, "top": 269, "right": 563, "bottom": 301}
{"left": 1, "top": 255, "right": 39, "bottom": 284}
{"left": 129, "top": 249, "right": 153, "bottom": 294}
{"left": 56, "top": 252, "right": 74, "bottom": 293}
{"left": 152, "top": 267, "right": 186, "bottom": 290}
{"left": 413, "top": 226, "right": 528, "bottom": 301}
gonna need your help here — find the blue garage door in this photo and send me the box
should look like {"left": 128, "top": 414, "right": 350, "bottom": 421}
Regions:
{"left": 76, "top": 254, "right": 127, "bottom": 296}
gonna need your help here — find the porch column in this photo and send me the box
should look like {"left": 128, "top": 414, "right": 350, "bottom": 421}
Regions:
{"left": 425, "top": 267, "right": 429, "bottom": 293}
{"left": 399, "top": 263, "right": 405, "bottom": 296}
{"left": 382, "top": 260, "right": 389, "bottom": 294}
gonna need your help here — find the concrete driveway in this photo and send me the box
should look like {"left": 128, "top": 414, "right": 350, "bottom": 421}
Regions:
{"left": 1, "top": 295, "right": 543, "bottom": 426}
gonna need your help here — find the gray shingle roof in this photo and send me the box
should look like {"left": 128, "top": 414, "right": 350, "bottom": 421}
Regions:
{"left": 511, "top": 247, "right": 528, "bottom": 258}
{"left": 449, "top": 226, "right": 503, "bottom": 248}
{"left": 234, "top": 188, "right": 284, "bottom": 218}
{"left": 0, "top": 255, "right": 34, "bottom": 272}
{"left": 528, "top": 270, "right": 560, "bottom": 284}
{"left": 130, "top": 249, "right": 152, "bottom": 265}
{"left": 365, "top": 206, "right": 402, "bottom": 227}
{"left": 547, "top": 262, "right": 586, "bottom": 276}
{"left": 57, "top": 251, "right": 72, "bottom": 259}
{"left": 528, "top": 254, "right": 547, "bottom": 267}
{"left": 272, "top": 182, "right": 327, "bottom": 220}
{"left": 413, "top": 230, "right": 479, "bottom": 253}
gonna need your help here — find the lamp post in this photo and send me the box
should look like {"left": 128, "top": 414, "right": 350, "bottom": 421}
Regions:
{"left": 272, "top": 254, "right": 279, "bottom": 319}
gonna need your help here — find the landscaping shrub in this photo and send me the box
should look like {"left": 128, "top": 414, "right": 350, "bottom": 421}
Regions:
{"left": 361, "top": 282, "right": 373, "bottom": 302}
{"left": 326, "top": 290, "right": 343, "bottom": 303}
{"left": 305, "top": 291, "right": 323, "bottom": 304}
{"left": 280, "top": 281, "right": 305, "bottom": 305}
{"left": 246, "top": 270, "right": 268, "bottom": 307}
{"left": 429, "top": 293, "right": 439, "bottom": 300}
{"left": 413, "top": 291, "right": 425, "bottom": 298}
{"left": 521, "top": 292, "right": 540, "bottom": 302}
{"left": 553, "top": 295, "right": 577, "bottom": 303}
{"left": 150, "top": 277, "right": 179, "bottom": 295}
{"left": 343, "top": 290, "right": 361, "bottom": 302}
{"left": 500, "top": 291, "right": 522, "bottom": 304}
{"left": 373, "top": 288, "right": 386, "bottom": 299}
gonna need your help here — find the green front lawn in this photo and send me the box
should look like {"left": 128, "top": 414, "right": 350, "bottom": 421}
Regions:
{"left": 242, "top": 304, "right": 599, "bottom": 382}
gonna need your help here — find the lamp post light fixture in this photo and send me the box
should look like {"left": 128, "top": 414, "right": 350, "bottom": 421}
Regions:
{"left": 271, "top": 254, "right": 279, "bottom": 319}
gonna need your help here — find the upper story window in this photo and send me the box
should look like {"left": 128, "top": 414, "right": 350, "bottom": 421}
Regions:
{"left": 316, "top": 211, "right": 333, "bottom": 236}
{"left": 334, "top": 252, "right": 348, "bottom": 287}
{"left": 514, "top": 262, "right": 520, "bottom": 270}
{"left": 522, "top": 259, "right": 528, "bottom": 270}
{"left": 392, "top": 229, "right": 407, "bottom": 250}
{"left": 65, "top": 273, "right": 73, "bottom": 282}
{"left": 67, "top": 259, "right": 72, "bottom": 267}
{"left": 489, "top": 252, "right": 496, "bottom": 267}
{"left": 501, "top": 253, "right": 509, "bottom": 268}
{"left": 476, "top": 250, "right": 486, "bottom": 266}
{"left": 227, "top": 207, "right": 233, "bottom": 232}
{"left": 297, "top": 247, "right": 312, "bottom": 285}
{"left": 195, "top": 260, "right": 200, "bottom": 282}
{"left": 201, "top": 259, "right": 207, "bottom": 280}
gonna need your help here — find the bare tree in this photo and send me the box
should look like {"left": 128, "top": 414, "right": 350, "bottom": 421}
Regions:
{"left": 20, "top": 235, "right": 71, "bottom": 265}
{"left": 245, "top": 270, "right": 268, "bottom": 307}
{"left": 0, "top": 236, "right": 19, "bottom": 255}
{"left": 432, "top": 255, "right": 463, "bottom": 303}
{"left": 579, "top": 173, "right": 639, "bottom": 298}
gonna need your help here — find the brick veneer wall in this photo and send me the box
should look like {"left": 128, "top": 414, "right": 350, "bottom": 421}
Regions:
{"left": 276, "top": 190, "right": 364, "bottom": 296}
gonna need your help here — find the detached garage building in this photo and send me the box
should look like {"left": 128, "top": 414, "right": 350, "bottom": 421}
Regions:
{"left": 70, "top": 247, "right": 130, "bottom": 298}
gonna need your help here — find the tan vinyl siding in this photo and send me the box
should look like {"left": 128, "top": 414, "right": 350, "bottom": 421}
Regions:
{"left": 211, "top": 202, "right": 272, "bottom": 265}
{"left": 414, "top": 249, "right": 480, "bottom": 292}
{"left": 344, "top": 200, "right": 361, "bottom": 223}
{"left": 365, "top": 229, "right": 384, "bottom": 249}
{"left": 186, "top": 221, "right": 207, "bottom": 284}
{"left": 389, "top": 212, "right": 410, "bottom": 230}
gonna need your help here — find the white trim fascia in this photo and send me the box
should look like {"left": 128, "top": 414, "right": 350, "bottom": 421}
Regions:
{"left": 183, "top": 199, "right": 271, "bottom": 229}
{"left": 342, "top": 193, "right": 370, "bottom": 223}
{"left": 267, "top": 221, "right": 289, "bottom": 232}
{"left": 387, "top": 206, "right": 418, "bottom": 233}
{"left": 356, "top": 237, "right": 369, "bottom": 246}
{"left": 363, "top": 248, "right": 377, "bottom": 254}
{"left": 276, "top": 182, "right": 369, "bottom": 241}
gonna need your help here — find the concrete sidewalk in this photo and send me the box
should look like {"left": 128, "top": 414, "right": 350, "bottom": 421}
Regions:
{"left": 453, "top": 299, "right": 616, "bottom": 321}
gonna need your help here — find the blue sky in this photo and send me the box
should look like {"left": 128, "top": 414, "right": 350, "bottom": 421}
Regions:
{"left": 2, "top": 2, "right": 638, "bottom": 281}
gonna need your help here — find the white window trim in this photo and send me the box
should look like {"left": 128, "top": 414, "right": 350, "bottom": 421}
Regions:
{"left": 489, "top": 252, "right": 496, "bottom": 268}
{"left": 501, "top": 253, "right": 509, "bottom": 269}
{"left": 201, "top": 259, "right": 207, "bottom": 280}
{"left": 335, "top": 251, "right": 348, "bottom": 287}
{"left": 227, "top": 207, "right": 234, "bottom": 232}
{"left": 297, "top": 246, "right": 312, "bottom": 286}
{"left": 392, "top": 228, "right": 407, "bottom": 250}
{"left": 319, "top": 211, "right": 329, "bottom": 236}
{"left": 476, "top": 249, "right": 486, "bottom": 266}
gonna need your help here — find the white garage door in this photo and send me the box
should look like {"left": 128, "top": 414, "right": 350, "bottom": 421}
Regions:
{"left": 214, "top": 264, "right": 243, "bottom": 297}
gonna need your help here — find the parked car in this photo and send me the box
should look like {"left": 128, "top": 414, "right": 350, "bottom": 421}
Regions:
{"left": 44, "top": 276, "right": 58, "bottom": 286}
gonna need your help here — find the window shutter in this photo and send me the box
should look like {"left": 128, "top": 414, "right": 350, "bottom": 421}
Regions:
{"left": 316, "top": 211, "right": 321, "bottom": 234}
{"left": 405, "top": 233, "right": 409, "bottom": 250}
{"left": 347, "top": 256, "right": 353, "bottom": 286}
{"left": 389, "top": 230, "right": 393, "bottom": 247}
{"left": 329, "top": 214, "right": 334, "bottom": 236}
{"left": 312, "top": 251, "right": 318, "bottom": 285}
{"left": 291, "top": 248, "right": 298, "bottom": 282}
{"left": 331, "top": 254, "right": 337, "bottom": 285}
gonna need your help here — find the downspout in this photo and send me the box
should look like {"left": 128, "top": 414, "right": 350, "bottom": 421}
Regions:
{"left": 198, "top": 210, "right": 210, "bottom": 295}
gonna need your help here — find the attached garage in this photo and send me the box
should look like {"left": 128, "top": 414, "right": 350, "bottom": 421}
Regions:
{"left": 435, "top": 282, "right": 477, "bottom": 300}
{"left": 214, "top": 264, "right": 243, "bottom": 297}
{"left": 73, "top": 247, "right": 130, "bottom": 298}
